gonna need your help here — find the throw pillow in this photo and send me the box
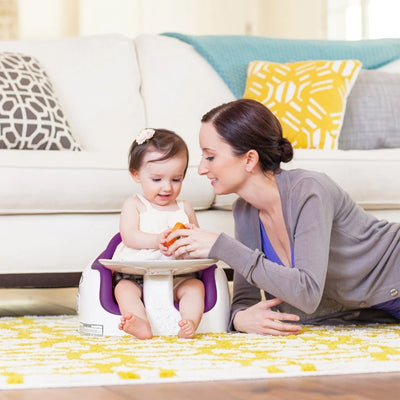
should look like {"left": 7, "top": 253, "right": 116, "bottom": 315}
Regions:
{"left": 0, "top": 52, "right": 82, "bottom": 150}
{"left": 243, "top": 59, "right": 362, "bottom": 149}
{"left": 339, "top": 69, "right": 400, "bottom": 150}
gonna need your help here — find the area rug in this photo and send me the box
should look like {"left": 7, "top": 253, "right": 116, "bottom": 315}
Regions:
{"left": 1, "top": 315, "right": 400, "bottom": 389}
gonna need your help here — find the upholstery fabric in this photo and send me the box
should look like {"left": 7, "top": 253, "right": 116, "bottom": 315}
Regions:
{"left": 243, "top": 59, "right": 362, "bottom": 149}
{"left": 339, "top": 69, "right": 400, "bottom": 150}
{"left": 0, "top": 52, "right": 81, "bottom": 151}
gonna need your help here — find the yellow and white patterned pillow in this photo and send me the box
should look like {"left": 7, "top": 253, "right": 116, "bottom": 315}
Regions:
{"left": 243, "top": 59, "right": 362, "bottom": 149}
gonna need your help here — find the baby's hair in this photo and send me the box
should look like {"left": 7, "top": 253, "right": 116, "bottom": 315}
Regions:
{"left": 128, "top": 129, "right": 189, "bottom": 176}
{"left": 202, "top": 99, "right": 293, "bottom": 173}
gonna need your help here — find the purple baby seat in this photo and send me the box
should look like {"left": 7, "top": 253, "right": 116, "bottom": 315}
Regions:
{"left": 91, "top": 233, "right": 218, "bottom": 315}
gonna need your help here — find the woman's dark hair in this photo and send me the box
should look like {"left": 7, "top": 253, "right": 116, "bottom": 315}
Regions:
{"left": 201, "top": 99, "right": 293, "bottom": 172}
{"left": 128, "top": 129, "right": 189, "bottom": 176}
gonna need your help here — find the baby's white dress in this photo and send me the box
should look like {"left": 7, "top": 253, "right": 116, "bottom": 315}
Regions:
{"left": 112, "top": 194, "right": 189, "bottom": 262}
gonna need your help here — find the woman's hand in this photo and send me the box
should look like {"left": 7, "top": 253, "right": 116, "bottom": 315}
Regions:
{"left": 165, "top": 224, "right": 219, "bottom": 259}
{"left": 233, "top": 298, "right": 301, "bottom": 336}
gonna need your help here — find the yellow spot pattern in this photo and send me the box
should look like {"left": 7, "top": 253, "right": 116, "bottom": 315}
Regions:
{"left": 0, "top": 316, "right": 400, "bottom": 389}
{"left": 159, "top": 369, "right": 176, "bottom": 378}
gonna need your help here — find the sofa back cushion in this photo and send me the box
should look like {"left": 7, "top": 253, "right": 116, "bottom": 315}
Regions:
{"left": 0, "top": 34, "right": 145, "bottom": 153}
{"left": 135, "top": 34, "right": 236, "bottom": 210}
{"left": 339, "top": 69, "right": 400, "bottom": 150}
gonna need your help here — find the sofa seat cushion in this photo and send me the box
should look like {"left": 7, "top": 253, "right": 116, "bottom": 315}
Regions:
{"left": 287, "top": 149, "right": 400, "bottom": 210}
{"left": 1, "top": 150, "right": 215, "bottom": 214}
{"left": 213, "top": 149, "right": 400, "bottom": 212}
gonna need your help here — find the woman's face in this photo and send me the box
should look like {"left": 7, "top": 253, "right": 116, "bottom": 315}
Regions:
{"left": 198, "top": 122, "right": 248, "bottom": 195}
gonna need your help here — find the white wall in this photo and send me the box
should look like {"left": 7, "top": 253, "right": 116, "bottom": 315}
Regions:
{"left": 257, "top": 0, "right": 327, "bottom": 39}
{"left": 80, "top": 0, "right": 260, "bottom": 38}
{"left": 14, "top": 0, "right": 329, "bottom": 40}
{"left": 17, "top": 0, "right": 79, "bottom": 39}
{"left": 79, "top": 0, "right": 139, "bottom": 38}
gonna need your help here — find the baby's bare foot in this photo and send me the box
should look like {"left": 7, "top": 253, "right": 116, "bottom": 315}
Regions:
{"left": 178, "top": 319, "right": 197, "bottom": 339}
{"left": 119, "top": 312, "right": 153, "bottom": 339}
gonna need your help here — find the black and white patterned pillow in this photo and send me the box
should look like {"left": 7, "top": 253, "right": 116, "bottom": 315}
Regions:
{"left": 0, "top": 52, "right": 82, "bottom": 150}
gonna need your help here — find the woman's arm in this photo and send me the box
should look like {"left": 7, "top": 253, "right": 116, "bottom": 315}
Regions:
{"left": 211, "top": 178, "right": 335, "bottom": 314}
{"left": 230, "top": 269, "right": 301, "bottom": 334}
{"left": 170, "top": 177, "right": 336, "bottom": 315}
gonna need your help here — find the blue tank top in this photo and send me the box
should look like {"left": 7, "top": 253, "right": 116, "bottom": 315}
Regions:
{"left": 260, "top": 220, "right": 399, "bottom": 319}
{"left": 259, "top": 219, "right": 294, "bottom": 267}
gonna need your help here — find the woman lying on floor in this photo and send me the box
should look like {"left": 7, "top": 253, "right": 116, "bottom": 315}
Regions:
{"left": 166, "top": 99, "right": 400, "bottom": 336}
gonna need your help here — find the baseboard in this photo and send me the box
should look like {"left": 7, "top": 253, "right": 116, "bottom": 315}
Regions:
{"left": 0, "top": 273, "right": 82, "bottom": 288}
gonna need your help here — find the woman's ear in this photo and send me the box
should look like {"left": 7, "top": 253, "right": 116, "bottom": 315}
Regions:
{"left": 130, "top": 170, "right": 140, "bottom": 183}
{"left": 244, "top": 149, "right": 259, "bottom": 173}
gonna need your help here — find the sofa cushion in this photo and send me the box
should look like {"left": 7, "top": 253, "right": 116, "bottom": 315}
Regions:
{"left": 243, "top": 59, "right": 362, "bottom": 150}
{"left": 0, "top": 34, "right": 145, "bottom": 153}
{"left": 338, "top": 69, "right": 400, "bottom": 150}
{"left": 136, "top": 34, "right": 236, "bottom": 211}
{"left": 378, "top": 58, "right": 400, "bottom": 73}
{"left": 202, "top": 148, "right": 400, "bottom": 212}
{"left": 287, "top": 149, "right": 400, "bottom": 210}
{"left": 0, "top": 52, "right": 81, "bottom": 151}
{"left": 0, "top": 150, "right": 215, "bottom": 214}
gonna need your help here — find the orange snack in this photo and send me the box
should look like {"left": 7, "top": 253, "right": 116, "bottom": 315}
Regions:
{"left": 166, "top": 222, "right": 187, "bottom": 246}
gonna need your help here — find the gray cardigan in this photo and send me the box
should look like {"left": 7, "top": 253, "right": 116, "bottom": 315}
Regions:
{"left": 209, "top": 169, "right": 400, "bottom": 324}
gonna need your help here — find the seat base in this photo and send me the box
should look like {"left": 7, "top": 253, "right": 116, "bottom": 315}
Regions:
{"left": 77, "top": 262, "right": 231, "bottom": 337}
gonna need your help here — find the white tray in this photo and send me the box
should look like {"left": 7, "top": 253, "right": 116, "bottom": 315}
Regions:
{"left": 99, "top": 258, "right": 217, "bottom": 275}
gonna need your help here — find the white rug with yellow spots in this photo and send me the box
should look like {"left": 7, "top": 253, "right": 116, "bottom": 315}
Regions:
{"left": 1, "top": 316, "right": 400, "bottom": 389}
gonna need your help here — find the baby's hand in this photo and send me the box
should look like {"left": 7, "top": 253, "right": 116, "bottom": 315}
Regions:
{"left": 166, "top": 222, "right": 187, "bottom": 246}
{"left": 159, "top": 230, "right": 170, "bottom": 255}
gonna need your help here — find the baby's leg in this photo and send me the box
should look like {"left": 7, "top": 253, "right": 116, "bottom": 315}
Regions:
{"left": 114, "top": 279, "right": 153, "bottom": 339}
{"left": 175, "top": 278, "right": 205, "bottom": 339}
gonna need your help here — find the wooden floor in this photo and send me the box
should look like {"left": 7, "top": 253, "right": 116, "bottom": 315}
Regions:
{"left": 1, "top": 288, "right": 400, "bottom": 399}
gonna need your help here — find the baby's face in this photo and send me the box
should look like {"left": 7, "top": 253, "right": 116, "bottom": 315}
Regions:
{"left": 132, "top": 150, "right": 187, "bottom": 208}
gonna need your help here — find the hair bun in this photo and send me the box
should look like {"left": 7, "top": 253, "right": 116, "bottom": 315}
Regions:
{"left": 279, "top": 138, "right": 293, "bottom": 163}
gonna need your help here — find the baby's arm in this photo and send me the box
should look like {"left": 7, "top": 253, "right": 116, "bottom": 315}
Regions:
{"left": 183, "top": 200, "right": 199, "bottom": 228}
{"left": 119, "top": 196, "right": 162, "bottom": 250}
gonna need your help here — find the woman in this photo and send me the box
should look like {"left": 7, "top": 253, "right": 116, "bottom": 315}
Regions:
{"left": 166, "top": 98, "right": 400, "bottom": 336}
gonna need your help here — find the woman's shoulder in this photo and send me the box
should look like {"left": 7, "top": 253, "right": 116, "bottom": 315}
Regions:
{"left": 280, "top": 169, "right": 348, "bottom": 210}
{"left": 280, "top": 168, "right": 340, "bottom": 191}
{"left": 282, "top": 168, "right": 328, "bottom": 180}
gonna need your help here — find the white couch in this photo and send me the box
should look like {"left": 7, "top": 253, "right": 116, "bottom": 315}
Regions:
{"left": 1, "top": 34, "right": 400, "bottom": 287}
